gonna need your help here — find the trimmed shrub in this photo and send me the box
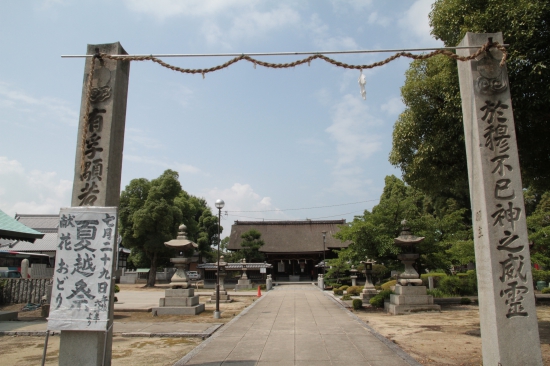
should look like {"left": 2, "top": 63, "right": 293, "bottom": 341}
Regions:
{"left": 259, "top": 284, "right": 266, "bottom": 290}
{"left": 380, "top": 280, "right": 396, "bottom": 291}
{"left": 532, "top": 270, "right": 550, "bottom": 288}
{"left": 420, "top": 273, "right": 447, "bottom": 288}
{"left": 427, "top": 289, "right": 449, "bottom": 298}
{"left": 342, "top": 294, "right": 352, "bottom": 300}
{"left": 339, "top": 285, "right": 349, "bottom": 291}
{"left": 352, "top": 299, "right": 363, "bottom": 310}
{"left": 114, "top": 284, "right": 120, "bottom": 293}
{"left": 439, "top": 273, "right": 477, "bottom": 296}
{"left": 460, "top": 297, "right": 472, "bottom": 305}
{"left": 333, "top": 288, "right": 343, "bottom": 296}
{"left": 346, "top": 286, "right": 362, "bottom": 296}
{"left": 542, "top": 287, "right": 550, "bottom": 294}
{"left": 369, "top": 289, "right": 393, "bottom": 308}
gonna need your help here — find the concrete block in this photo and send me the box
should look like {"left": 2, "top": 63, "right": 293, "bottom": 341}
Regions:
{"left": 163, "top": 296, "right": 199, "bottom": 307}
{"left": 389, "top": 295, "right": 434, "bottom": 305}
{"left": 394, "top": 285, "right": 428, "bottom": 296}
{"left": 152, "top": 304, "right": 205, "bottom": 316}
{"left": 165, "top": 289, "right": 194, "bottom": 297}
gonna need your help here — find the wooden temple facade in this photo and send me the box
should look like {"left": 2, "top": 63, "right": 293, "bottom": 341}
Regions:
{"left": 227, "top": 220, "right": 350, "bottom": 281}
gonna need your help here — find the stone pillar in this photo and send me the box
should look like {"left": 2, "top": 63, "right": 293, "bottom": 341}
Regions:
{"left": 21, "top": 259, "right": 29, "bottom": 279}
{"left": 71, "top": 42, "right": 129, "bottom": 208}
{"left": 266, "top": 275, "right": 272, "bottom": 291}
{"left": 318, "top": 274, "right": 324, "bottom": 290}
{"left": 61, "top": 42, "right": 129, "bottom": 366}
{"left": 457, "top": 32, "right": 542, "bottom": 365}
{"left": 428, "top": 276, "right": 434, "bottom": 291}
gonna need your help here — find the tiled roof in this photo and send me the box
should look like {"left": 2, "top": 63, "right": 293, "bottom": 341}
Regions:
{"left": 0, "top": 231, "right": 58, "bottom": 252}
{"left": 227, "top": 220, "right": 351, "bottom": 253}
{"left": 0, "top": 209, "right": 45, "bottom": 242}
{"left": 198, "top": 263, "right": 273, "bottom": 270}
{"left": 15, "top": 214, "right": 59, "bottom": 231}
{"left": 0, "top": 214, "right": 59, "bottom": 251}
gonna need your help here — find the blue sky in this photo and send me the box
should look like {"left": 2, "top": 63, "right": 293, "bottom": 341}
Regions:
{"left": 0, "top": 0, "right": 442, "bottom": 235}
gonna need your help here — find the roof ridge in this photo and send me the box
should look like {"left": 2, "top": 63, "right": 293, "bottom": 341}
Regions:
{"left": 233, "top": 220, "right": 346, "bottom": 225}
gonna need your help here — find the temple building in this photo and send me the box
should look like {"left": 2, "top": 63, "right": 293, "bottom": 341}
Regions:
{"left": 227, "top": 220, "right": 350, "bottom": 281}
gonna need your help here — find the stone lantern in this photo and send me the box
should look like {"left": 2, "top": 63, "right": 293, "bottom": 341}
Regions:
{"left": 360, "top": 258, "right": 377, "bottom": 301}
{"left": 394, "top": 219, "right": 423, "bottom": 286}
{"left": 350, "top": 265, "right": 358, "bottom": 287}
{"left": 164, "top": 224, "right": 197, "bottom": 289}
{"left": 152, "top": 224, "right": 205, "bottom": 315}
{"left": 209, "top": 255, "right": 232, "bottom": 303}
{"left": 235, "top": 258, "right": 252, "bottom": 290}
{"left": 385, "top": 220, "right": 440, "bottom": 315}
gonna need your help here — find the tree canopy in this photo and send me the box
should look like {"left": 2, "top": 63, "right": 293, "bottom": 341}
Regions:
{"left": 390, "top": 0, "right": 550, "bottom": 201}
{"left": 335, "top": 175, "right": 473, "bottom": 274}
{"left": 234, "top": 229, "right": 265, "bottom": 263}
{"left": 118, "top": 169, "right": 220, "bottom": 286}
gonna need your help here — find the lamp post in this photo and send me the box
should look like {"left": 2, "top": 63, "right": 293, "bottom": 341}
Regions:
{"left": 322, "top": 231, "right": 327, "bottom": 276}
{"left": 214, "top": 199, "right": 224, "bottom": 319}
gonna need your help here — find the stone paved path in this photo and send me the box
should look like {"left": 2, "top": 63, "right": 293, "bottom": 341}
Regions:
{"left": 176, "top": 285, "right": 420, "bottom": 366}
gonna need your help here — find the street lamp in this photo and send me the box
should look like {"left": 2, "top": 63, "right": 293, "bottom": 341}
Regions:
{"left": 322, "top": 231, "right": 327, "bottom": 276}
{"left": 214, "top": 199, "right": 224, "bottom": 319}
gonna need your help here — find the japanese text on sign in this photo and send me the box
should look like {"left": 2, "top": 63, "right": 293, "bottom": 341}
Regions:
{"left": 48, "top": 207, "right": 117, "bottom": 331}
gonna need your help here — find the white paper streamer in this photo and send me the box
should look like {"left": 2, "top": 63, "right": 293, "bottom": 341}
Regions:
{"left": 358, "top": 70, "right": 366, "bottom": 100}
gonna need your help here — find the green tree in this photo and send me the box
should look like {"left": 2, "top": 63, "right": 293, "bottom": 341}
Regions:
{"left": 119, "top": 170, "right": 219, "bottom": 286}
{"left": 236, "top": 229, "right": 265, "bottom": 262}
{"left": 119, "top": 170, "right": 183, "bottom": 287}
{"left": 528, "top": 192, "right": 550, "bottom": 268}
{"left": 390, "top": 0, "right": 550, "bottom": 200}
{"left": 325, "top": 255, "right": 350, "bottom": 285}
{"left": 336, "top": 175, "right": 472, "bottom": 274}
{"left": 389, "top": 55, "right": 469, "bottom": 207}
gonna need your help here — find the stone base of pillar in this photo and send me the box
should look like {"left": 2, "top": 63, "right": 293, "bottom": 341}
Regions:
{"left": 235, "top": 279, "right": 253, "bottom": 290}
{"left": 153, "top": 288, "right": 205, "bottom": 315}
{"left": 208, "top": 290, "right": 232, "bottom": 303}
{"left": 360, "top": 288, "right": 378, "bottom": 301}
{"left": 384, "top": 285, "right": 440, "bottom": 315}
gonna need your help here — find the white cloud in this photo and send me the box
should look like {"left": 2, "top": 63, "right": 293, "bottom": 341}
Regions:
{"left": 0, "top": 157, "right": 72, "bottom": 216}
{"left": 203, "top": 183, "right": 284, "bottom": 230}
{"left": 124, "top": 1, "right": 301, "bottom": 47}
{"left": 125, "top": 128, "right": 164, "bottom": 150}
{"left": 330, "top": 0, "right": 373, "bottom": 12}
{"left": 0, "top": 82, "right": 78, "bottom": 126}
{"left": 367, "top": 11, "right": 390, "bottom": 27}
{"left": 306, "top": 14, "right": 359, "bottom": 51}
{"left": 124, "top": 154, "right": 201, "bottom": 174}
{"left": 398, "top": 0, "right": 441, "bottom": 46}
{"left": 381, "top": 97, "right": 405, "bottom": 115}
{"left": 123, "top": 0, "right": 256, "bottom": 21}
{"left": 326, "top": 94, "right": 383, "bottom": 168}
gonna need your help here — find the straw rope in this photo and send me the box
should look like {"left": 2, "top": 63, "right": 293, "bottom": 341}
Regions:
{"left": 79, "top": 41, "right": 507, "bottom": 175}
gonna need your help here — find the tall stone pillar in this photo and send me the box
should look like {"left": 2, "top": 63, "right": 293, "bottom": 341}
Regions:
{"left": 71, "top": 42, "right": 129, "bottom": 208}
{"left": 457, "top": 32, "right": 542, "bottom": 365}
{"left": 61, "top": 42, "right": 129, "bottom": 366}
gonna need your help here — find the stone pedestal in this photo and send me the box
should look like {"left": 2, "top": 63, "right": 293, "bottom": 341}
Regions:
{"left": 318, "top": 274, "right": 324, "bottom": 290}
{"left": 360, "top": 287, "right": 378, "bottom": 301}
{"left": 235, "top": 278, "right": 253, "bottom": 290}
{"left": 169, "top": 257, "right": 191, "bottom": 289}
{"left": 384, "top": 285, "right": 440, "bottom": 315}
{"left": 396, "top": 254, "right": 423, "bottom": 286}
{"left": 266, "top": 275, "right": 272, "bottom": 291}
{"left": 351, "top": 276, "right": 357, "bottom": 287}
{"left": 153, "top": 288, "right": 205, "bottom": 315}
{"left": 209, "top": 271, "right": 232, "bottom": 303}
